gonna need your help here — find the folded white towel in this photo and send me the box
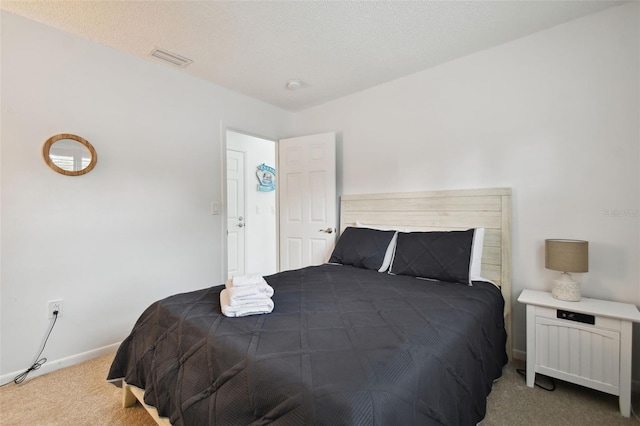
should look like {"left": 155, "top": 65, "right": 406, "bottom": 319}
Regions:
{"left": 227, "top": 273, "right": 267, "bottom": 288}
{"left": 225, "top": 278, "right": 271, "bottom": 292}
{"left": 220, "top": 289, "right": 274, "bottom": 317}
{"left": 227, "top": 284, "right": 274, "bottom": 307}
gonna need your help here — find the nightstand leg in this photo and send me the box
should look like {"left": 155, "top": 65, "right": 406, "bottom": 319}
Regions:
{"left": 526, "top": 305, "right": 536, "bottom": 388}
{"left": 619, "top": 321, "right": 632, "bottom": 417}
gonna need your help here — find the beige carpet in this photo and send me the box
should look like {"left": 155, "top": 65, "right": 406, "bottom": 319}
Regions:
{"left": 0, "top": 354, "right": 155, "bottom": 426}
{"left": 0, "top": 354, "right": 638, "bottom": 425}
{"left": 483, "top": 360, "right": 640, "bottom": 426}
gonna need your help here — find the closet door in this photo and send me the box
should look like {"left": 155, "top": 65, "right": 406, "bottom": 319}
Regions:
{"left": 227, "top": 149, "right": 246, "bottom": 278}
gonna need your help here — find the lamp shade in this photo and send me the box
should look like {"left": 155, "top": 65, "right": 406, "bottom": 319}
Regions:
{"left": 545, "top": 239, "right": 588, "bottom": 273}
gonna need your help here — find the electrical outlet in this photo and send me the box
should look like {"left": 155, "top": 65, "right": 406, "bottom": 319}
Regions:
{"left": 47, "top": 299, "right": 63, "bottom": 319}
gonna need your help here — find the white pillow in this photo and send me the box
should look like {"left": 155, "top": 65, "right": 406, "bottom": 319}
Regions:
{"left": 355, "top": 221, "right": 398, "bottom": 272}
{"left": 469, "top": 227, "right": 485, "bottom": 282}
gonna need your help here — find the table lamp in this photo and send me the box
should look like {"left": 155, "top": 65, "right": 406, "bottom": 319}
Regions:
{"left": 545, "top": 239, "right": 589, "bottom": 301}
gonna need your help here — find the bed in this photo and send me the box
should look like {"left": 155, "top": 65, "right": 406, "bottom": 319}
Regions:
{"left": 107, "top": 187, "right": 512, "bottom": 425}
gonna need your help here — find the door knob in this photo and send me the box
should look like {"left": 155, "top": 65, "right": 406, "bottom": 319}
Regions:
{"left": 238, "top": 223, "right": 244, "bottom": 228}
{"left": 319, "top": 227, "right": 334, "bottom": 234}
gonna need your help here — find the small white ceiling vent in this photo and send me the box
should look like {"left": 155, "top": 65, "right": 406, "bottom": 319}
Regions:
{"left": 150, "top": 47, "right": 193, "bottom": 68}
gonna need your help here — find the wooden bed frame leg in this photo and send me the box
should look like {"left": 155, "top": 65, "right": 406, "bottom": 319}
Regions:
{"left": 120, "top": 381, "right": 173, "bottom": 425}
{"left": 123, "top": 381, "right": 137, "bottom": 408}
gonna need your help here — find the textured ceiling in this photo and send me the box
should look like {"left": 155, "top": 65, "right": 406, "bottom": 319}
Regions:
{"left": 1, "top": 1, "right": 624, "bottom": 111}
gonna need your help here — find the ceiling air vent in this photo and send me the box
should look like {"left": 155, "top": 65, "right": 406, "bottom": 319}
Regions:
{"left": 150, "top": 47, "right": 193, "bottom": 68}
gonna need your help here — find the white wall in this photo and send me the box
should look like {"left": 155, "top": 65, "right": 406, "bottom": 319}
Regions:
{"left": 226, "top": 131, "right": 278, "bottom": 276}
{"left": 292, "top": 3, "right": 640, "bottom": 380}
{"left": 0, "top": 11, "right": 292, "bottom": 378}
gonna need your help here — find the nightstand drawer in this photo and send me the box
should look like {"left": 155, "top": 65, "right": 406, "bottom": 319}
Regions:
{"left": 534, "top": 306, "right": 622, "bottom": 331}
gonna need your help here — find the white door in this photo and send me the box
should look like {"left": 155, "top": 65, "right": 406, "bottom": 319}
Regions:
{"left": 227, "top": 149, "right": 246, "bottom": 278}
{"left": 279, "top": 132, "right": 336, "bottom": 271}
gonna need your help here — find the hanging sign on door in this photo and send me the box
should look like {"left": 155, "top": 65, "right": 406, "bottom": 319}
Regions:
{"left": 256, "top": 163, "right": 276, "bottom": 192}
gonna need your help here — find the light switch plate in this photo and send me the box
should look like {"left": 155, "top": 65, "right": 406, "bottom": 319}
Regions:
{"left": 211, "top": 202, "right": 220, "bottom": 215}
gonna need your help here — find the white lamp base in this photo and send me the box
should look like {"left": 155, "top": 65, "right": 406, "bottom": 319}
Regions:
{"left": 552, "top": 272, "right": 581, "bottom": 302}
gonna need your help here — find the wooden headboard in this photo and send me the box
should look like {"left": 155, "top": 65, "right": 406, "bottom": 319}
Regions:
{"left": 339, "top": 187, "right": 512, "bottom": 358}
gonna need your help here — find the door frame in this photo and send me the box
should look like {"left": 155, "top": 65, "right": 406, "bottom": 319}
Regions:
{"left": 220, "top": 124, "right": 279, "bottom": 283}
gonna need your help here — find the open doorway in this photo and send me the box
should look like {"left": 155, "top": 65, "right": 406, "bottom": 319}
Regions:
{"left": 225, "top": 130, "right": 277, "bottom": 279}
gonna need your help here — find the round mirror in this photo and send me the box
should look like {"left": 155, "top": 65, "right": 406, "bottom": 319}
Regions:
{"left": 43, "top": 134, "right": 97, "bottom": 176}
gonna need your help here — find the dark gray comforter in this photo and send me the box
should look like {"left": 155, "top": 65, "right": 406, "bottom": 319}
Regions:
{"left": 108, "top": 264, "right": 507, "bottom": 425}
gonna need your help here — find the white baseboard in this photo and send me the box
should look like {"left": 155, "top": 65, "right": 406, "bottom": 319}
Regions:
{"left": 0, "top": 342, "right": 121, "bottom": 385}
{"left": 512, "top": 349, "right": 526, "bottom": 361}
{"left": 5, "top": 344, "right": 639, "bottom": 396}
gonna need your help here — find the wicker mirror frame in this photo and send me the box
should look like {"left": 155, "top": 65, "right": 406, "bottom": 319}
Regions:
{"left": 43, "top": 133, "right": 97, "bottom": 176}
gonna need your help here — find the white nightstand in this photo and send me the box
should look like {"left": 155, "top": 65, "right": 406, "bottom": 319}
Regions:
{"left": 518, "top": 289, "right": 640, "bottom": 417}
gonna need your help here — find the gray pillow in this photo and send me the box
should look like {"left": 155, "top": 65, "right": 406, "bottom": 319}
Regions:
{"left": 389, "top": 229, "right": 474, "bottom": 285}
{"left": 329, "top": 227, "right": 396, "bottom": 271}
